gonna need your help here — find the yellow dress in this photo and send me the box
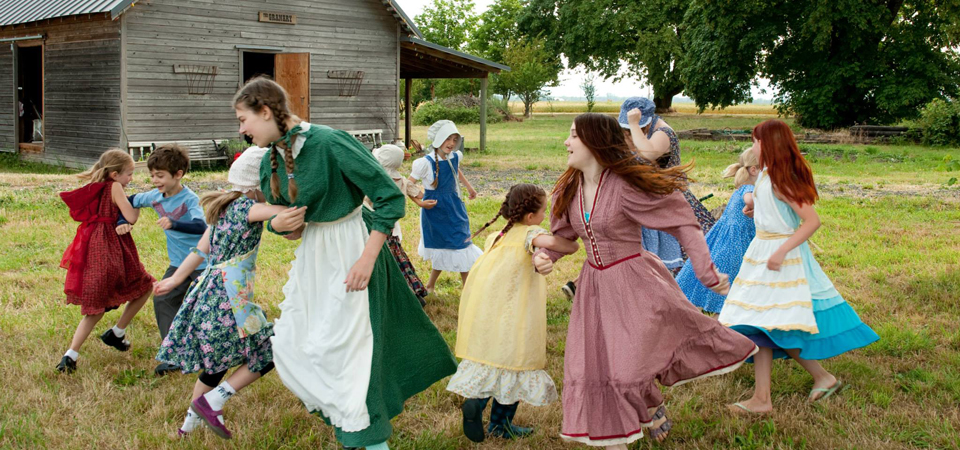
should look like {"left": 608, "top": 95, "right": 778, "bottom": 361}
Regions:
{"left": 446, "top": 225, "right": 558, "bottom": 406}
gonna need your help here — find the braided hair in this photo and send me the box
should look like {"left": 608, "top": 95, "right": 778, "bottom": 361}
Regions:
{"left": 468, "top": 184, "right": 547, "bottom": 246}
{"left": 233, "top": 77, "right": 298, "bottom": 202}
{"left": 430, "top": 134, "right": 458, "bottom": 188}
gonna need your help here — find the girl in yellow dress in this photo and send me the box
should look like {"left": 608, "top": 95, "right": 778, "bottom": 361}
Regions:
{"left": 447, "top": 184, "right": 579, "bottom": 443}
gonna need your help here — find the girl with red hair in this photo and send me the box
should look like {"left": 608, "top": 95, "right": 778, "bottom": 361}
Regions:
{"left": 718, "top": 119, "right": 878, "bottom": 414}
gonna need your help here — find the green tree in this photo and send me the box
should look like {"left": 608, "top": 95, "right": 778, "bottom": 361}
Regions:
{"left": 521, "top": 0, "right": 689, "bottom": 112}
{"left": 417, "top": 0, "right": 478, "bottom": 50}
{"left": 468, "top": 0, "right": 526, "bottom": 102}
{"left": 498, "top": 37, "right": 562, "bottom": 117}
{"left": 415, "top": 0, "right": 481, "bottom": 100}
{"left": 580, "top": 73, "right": 597, "bottom": 112}
{"left": 681, "top": 0, "right": 960, "bottom": 129}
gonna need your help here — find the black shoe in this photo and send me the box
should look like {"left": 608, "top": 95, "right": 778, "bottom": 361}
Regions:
{"left": 100, "top": 329, "right": 130, "bottom": 352}
{"left": 561, "top": 281, "right": 576, "bottom": 300}
{"left": 155, "top": 362, "right": 180, "bottom": 376}
{"left": 462, "top": 399, "right": 487, "bottom": 443}
{"left": 417, "top": 295, "right": 427, "bottom": 308}
{"left": 488, "top": 423, "right": 535, "bottom": 439}
{"left": 57, "top": 355, "right": 77, "bottom": 373}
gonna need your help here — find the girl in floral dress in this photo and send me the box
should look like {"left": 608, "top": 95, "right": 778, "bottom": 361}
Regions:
{"left": 154, "top": 147, "right": 290, "bottom": 439}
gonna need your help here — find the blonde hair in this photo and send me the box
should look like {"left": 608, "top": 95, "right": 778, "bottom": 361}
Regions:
{"left": 77, "top": 148, "right": 133, "bottom": 183}
{"left": 201, "top": 190, "right": 266, "bottom": 225}
{"left": 723, "top": 147, "right": 760, "bottom": 188}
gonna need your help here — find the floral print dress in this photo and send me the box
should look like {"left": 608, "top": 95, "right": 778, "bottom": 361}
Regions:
{"left": 156, "top": 197, "right": 273, "bottom": 375}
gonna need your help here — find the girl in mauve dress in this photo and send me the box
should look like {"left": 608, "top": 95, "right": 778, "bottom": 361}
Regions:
{"left": 533, "top": 113, "right": 758, "bottom": 448}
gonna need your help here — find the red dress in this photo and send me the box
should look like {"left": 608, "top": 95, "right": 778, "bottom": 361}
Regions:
{"left": 60, "top": 182, "right": 155, "bottom": 315}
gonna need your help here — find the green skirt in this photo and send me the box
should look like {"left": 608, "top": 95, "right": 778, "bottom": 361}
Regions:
{"left": 319, "top": 210, "right": 456, "bottom": 447}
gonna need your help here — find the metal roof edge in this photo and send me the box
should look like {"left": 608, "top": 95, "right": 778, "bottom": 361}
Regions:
{"left": 401, "top": 36, "right": 511, "bottom": 72}
{"left": 110, "top": 0, "right": 137, "bottom": 19}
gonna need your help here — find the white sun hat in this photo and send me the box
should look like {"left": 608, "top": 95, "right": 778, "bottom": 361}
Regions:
{"left": 228, "top": 146, "right": 268, "bottom": 192}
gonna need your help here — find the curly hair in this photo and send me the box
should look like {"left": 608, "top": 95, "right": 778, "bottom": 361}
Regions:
{"left": 468, "top": 184, "right": 547, "bottom": 246}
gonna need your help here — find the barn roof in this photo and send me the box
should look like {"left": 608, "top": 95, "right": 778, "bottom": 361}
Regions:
{"left": 0, "top": 0, "right": 422, "bottom": 37}
{"left": 0, "top": 0, "right": 134, "bottom": 27}
{"left": 400, "top": 36, "right": 509, "bottom": 79}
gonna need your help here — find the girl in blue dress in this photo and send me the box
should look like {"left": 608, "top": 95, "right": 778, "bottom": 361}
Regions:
{"left": 409, "top": 120, "right": 482, "bottom": 292}
{"left": 677, "top": 148, "right": 759, "bottom": 313}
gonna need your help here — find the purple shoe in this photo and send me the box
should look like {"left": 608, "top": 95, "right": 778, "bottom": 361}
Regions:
{"left": 190, "top": 396, "right": 232, "bottom": 439}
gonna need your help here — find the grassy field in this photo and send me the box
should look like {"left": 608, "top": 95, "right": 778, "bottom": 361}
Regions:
{"left": 508, "top": 101, "right": 781, "bottom": 116}
{"left": 1, "top": 114, "right": 958, "bottom": 449}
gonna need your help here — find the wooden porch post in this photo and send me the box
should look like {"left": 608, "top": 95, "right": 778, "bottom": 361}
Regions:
{"left": 404, "top": 77, "right": 412, "bottom": 150}
{"left": 480, "top": 77, "right": 488, "bottom": 152}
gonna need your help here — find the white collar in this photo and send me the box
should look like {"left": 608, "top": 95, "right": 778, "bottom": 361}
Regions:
{"left": 276, "top": 122, "right": 312, "bottom": 160}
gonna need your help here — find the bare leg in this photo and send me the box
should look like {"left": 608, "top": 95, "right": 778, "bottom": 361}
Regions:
{"left": 784, "top": 348, "right": 837, "bottom": 400}
{"left": 730, "top": 347, "right": 774, "bottom": 413}
{"left": 68, "top": 313, "right": 104, "bottom": 352}
{"left": 460, "top": 271, "right": 469, "bottom": 285}
{"left": 426, "top": 269, "right": 442, "bottom": 292}
{"left": 116, "top": 290, "right": 151, "bottom": 329}
{"left": 223, "top": 365, "right": 262, "bottom": 392}
{"left": 191, "top": 378, "right": 216, "bottom": 401}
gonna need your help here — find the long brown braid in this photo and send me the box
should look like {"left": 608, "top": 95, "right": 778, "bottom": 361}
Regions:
{"left": 467, "top": 184, "right": 547, "bottom": 246}
{"left": 233, "top": 77, "right": 299, "bottom": 202}
{"left": 431, "top": 147, "right": 446, "bottom": 189}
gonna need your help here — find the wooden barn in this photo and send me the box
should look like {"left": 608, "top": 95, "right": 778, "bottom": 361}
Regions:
{"left": 0, "top": 0, "right": 507, "bottom": 168}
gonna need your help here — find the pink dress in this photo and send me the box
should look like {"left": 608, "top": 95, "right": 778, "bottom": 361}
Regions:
{"left": 538, "top": 170, "right": 758, "bottom": 446}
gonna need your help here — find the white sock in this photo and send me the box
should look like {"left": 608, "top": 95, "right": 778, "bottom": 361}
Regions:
{"left": 180, "top": 409, "right": 201, "bottom": 432}
{"left": 203, "top": 381, "right": 236, "bottom": 411}
{"left": 367, "top": 442, "right": 390, "bottom": 450}
{"left": 64, "top": 349, "right": 79, "bottom": 361}
{"left": 111, "top": 325, "right": 126, "bottom": 338}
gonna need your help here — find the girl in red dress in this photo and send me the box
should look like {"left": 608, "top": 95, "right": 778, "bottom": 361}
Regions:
{"left": 58, "top": 149, "right": 156, "bottom": 373}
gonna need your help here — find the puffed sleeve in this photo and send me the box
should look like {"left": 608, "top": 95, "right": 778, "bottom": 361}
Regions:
{"left": 531, "top": 193, "right": 579, "bottom": 265}
{"left": 622, "top": 187, "right": 720, "bottom": 288}
{"left": 410, "top": 157, "right": 431, "bottom": 181}
{"left": 332, "top": 130, "right": 405, "bottom": 236}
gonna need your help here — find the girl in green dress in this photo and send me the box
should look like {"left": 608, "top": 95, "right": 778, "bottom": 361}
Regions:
{"left": 233, "top": 77, "right": 457, "bottom": 450}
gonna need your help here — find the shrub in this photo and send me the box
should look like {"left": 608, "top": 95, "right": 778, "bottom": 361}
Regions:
{"left": 413, "top": 99, "right": 503, "bottom": 126}
{"left": 916, "top": 99, "right": 960, "bottom": 146}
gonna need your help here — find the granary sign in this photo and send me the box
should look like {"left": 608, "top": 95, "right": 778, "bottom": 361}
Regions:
{"left": 259, "top": 11, "right": 297, "bottom": 25}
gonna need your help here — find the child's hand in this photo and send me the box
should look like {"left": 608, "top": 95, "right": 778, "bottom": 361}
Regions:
{"left": 467, "top": 188, "right": 478, "bottom": 200}
{"left": 154, "top": 279, "right": 177, "bottom": 296}
{"left": 534, "top": 253, "right": 554, "bottom": 275}
{"left": 742, "top": 203, "right": 754, "bottom": 218}
{"left": 272, "top": 206, "right": 308, "bottom": 232}
{"left": 284, "top": 226, "right": 305, "bottom": 241}
{"left": 116, "top": 224, "right": 133, "bottom": 235}
{"left": 708, "top": 269, "right": 730, "bottom": 295}
{"left": 767, "top": 250, "right": 786, "bottom": 271}
{"left": 345, "top": 256, "right": 375, "bottom": 292}
{"left": 420, "top": 199, "right": 437, "bottom": 210}
{"left": 157, "top": 217, "right": 173, "bottom": 230}
{"left": 627, "top": 108, "right": 643, "bottom": 126}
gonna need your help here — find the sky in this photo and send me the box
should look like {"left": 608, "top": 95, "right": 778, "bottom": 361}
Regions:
{"left": 395, "top": 0, "right": 771, "bottom": 101}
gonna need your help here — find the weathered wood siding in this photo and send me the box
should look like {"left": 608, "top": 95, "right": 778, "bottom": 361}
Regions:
{"left": 0, "top": 46, "right": 13, "bottom": 152}
{"left": 0, "top": 16, "right": 122, "bottom": 167}
{"left": 123, "top": 0, "right": 400, "bottom": 143}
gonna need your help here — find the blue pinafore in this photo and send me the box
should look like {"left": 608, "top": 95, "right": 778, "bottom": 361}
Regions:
{"left": 421, "top": 153, "right": 472, "bottom": 250}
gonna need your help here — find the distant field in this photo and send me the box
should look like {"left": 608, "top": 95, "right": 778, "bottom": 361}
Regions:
{"left": 508, "top": 101, "right": 781, "bottom": 116}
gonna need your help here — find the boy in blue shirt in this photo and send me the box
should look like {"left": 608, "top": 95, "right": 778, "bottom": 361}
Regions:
{"left": 117, "top": 144, "right": 207, "bottom": 376}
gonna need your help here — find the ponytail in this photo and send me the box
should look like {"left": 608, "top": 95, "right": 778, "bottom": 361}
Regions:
{"left": 77, "top": 148, "right": 133, "bottom": 183}
{"left": 723, "top": 147, "right": 759, "bottom": 188}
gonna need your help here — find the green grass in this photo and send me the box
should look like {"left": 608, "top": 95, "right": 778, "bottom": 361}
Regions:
{"left": 0, "top": 114, "right": 958, "bottom": 449}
